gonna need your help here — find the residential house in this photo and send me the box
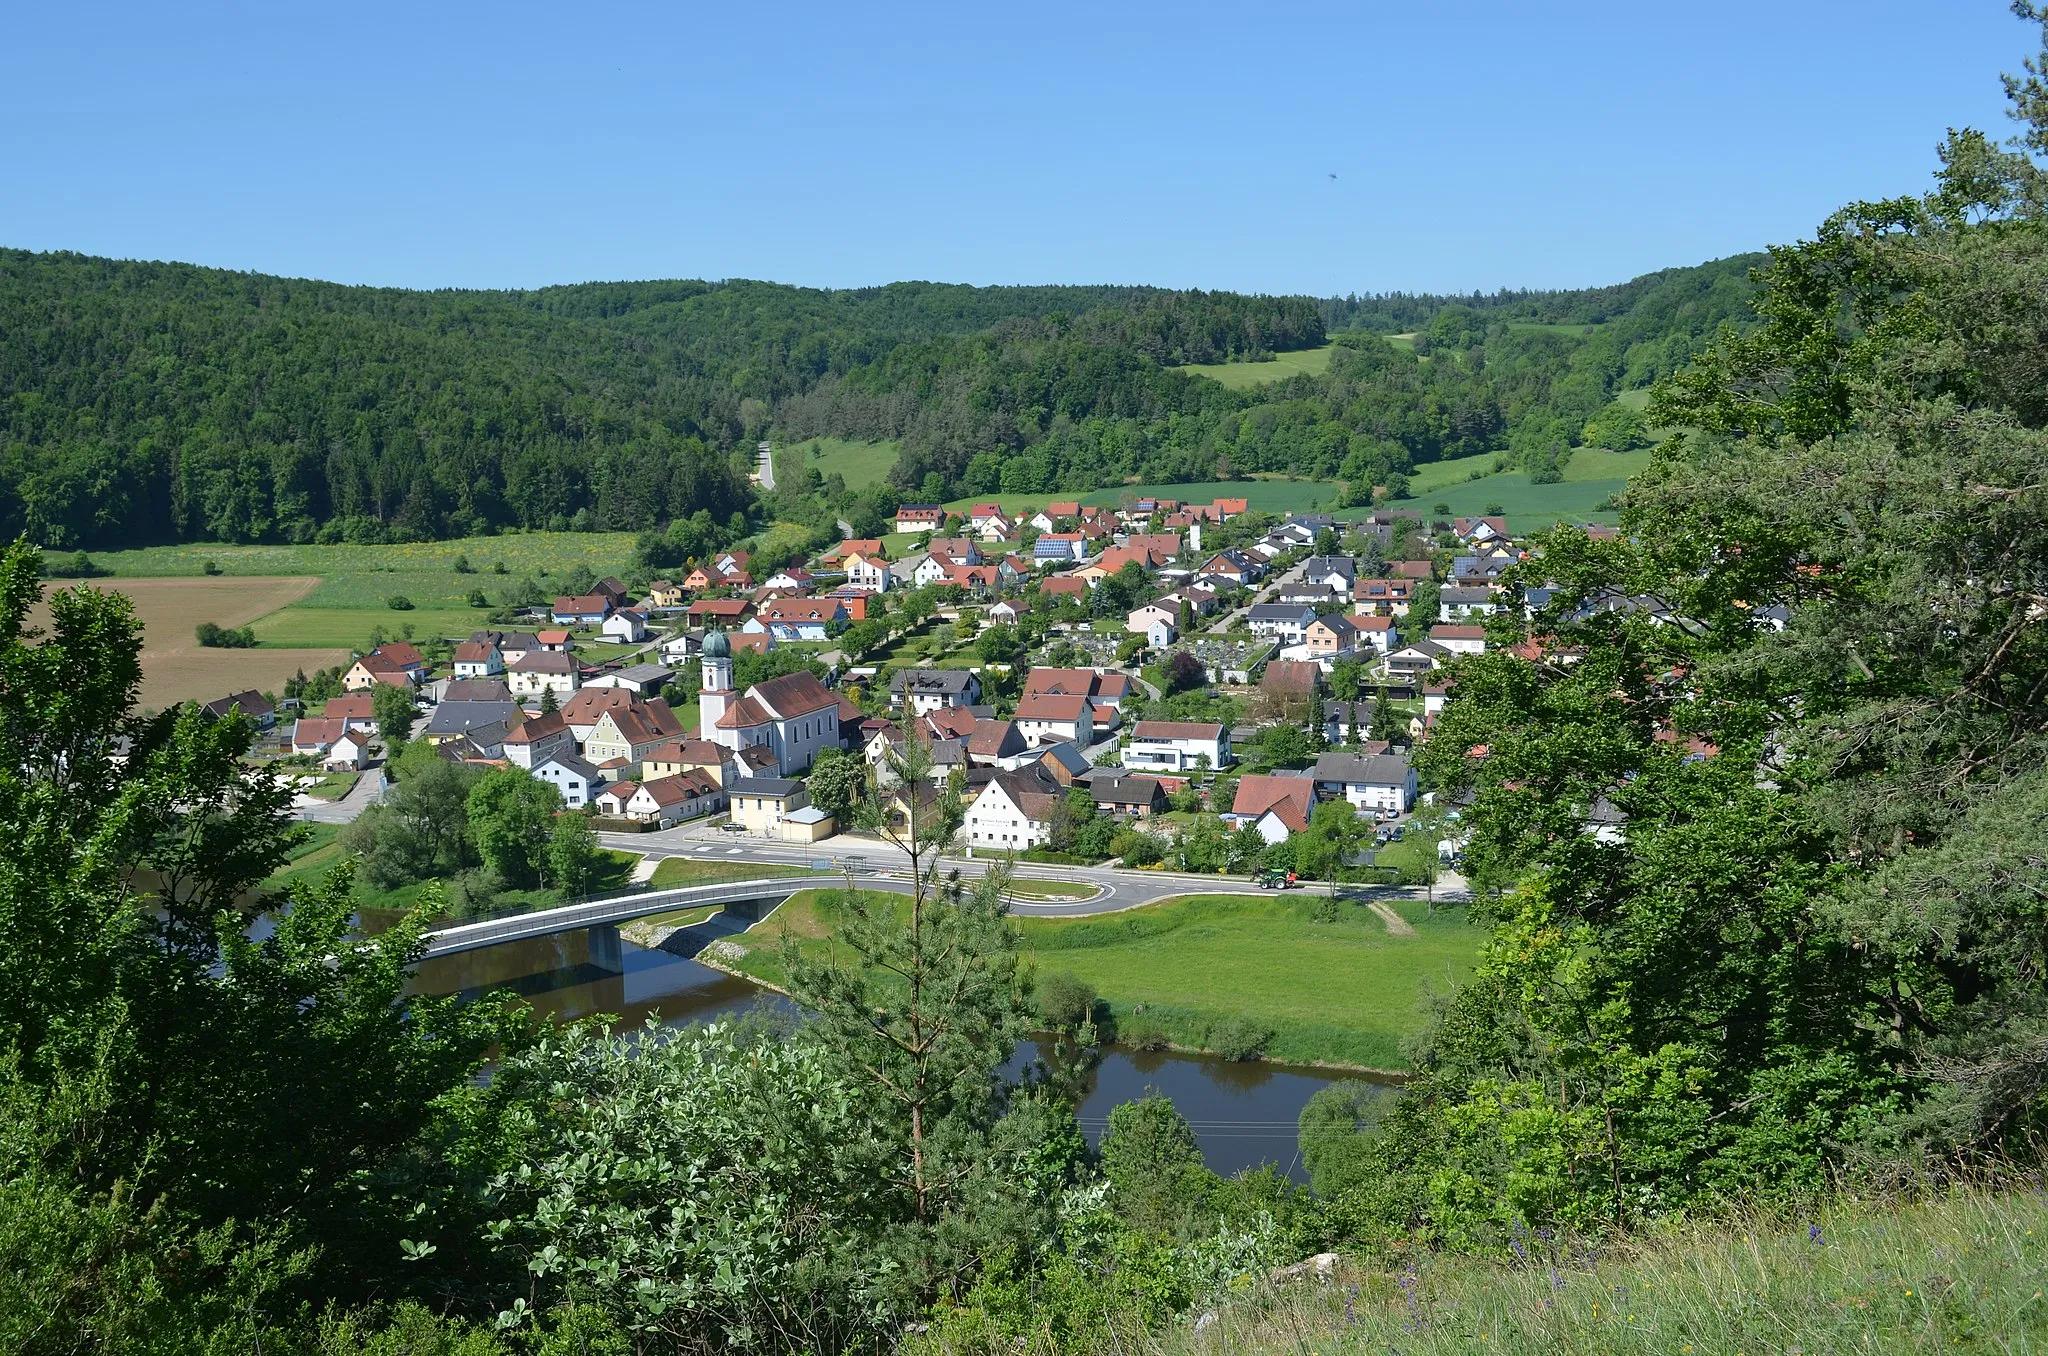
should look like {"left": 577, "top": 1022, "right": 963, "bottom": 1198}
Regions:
{"left": 551, "top": 593, "right": 613, "bottom": 625}
{"left": 1013, "top": 692, "right": 1096, "bottom": 748}
{"left": 1452, "top": 515, "right": 1511, "bottom": 546}
{"left": 1297, "top": 556, "right": 1359, "bottom": 597}
{"left": 820, "top": 538, "right": 885, "bottom": 565}
{"left": 643, "top": 581, "right": 687, "bottom": 609}
{"left": 1035, "top": 741, "right": 1092, "bottom": 786}
{"left": 1437, "top": 587, "right": 1502, "bottom": 622}
{"left": 532, "top": 753, "right": 602, "bottom": 809}
{"left": 943, "top": 563, "right": 1001, "bottom": 595}
{"left": 1303, "top": 614, "right": 1356, "bottom": 657}
{"left": 1021, "top": 667, "right": 1129, "bottom": 729}
{"left": 976, "top": 515, "right": 1018, "bottom": 544}
{"left": 598, "top": 772, "right": 722, "bottom": 827}
{"left": 1123, "top": 602, "right": 1177, "bottom": 637}
{"left": 639, "top": 736, "right": 732, "bottom": 786}
{"left": 1123, "top": 532, "right": 1182, "bottom": 562}
{"left": 1384, "top": 639, "right": 1450, "bottom": 679}
{"left": 910, "top": 554, "right": 953, "bottom": 588}
{"left": 843, "top": 552, "right": 892, "bottom": 591}
{"left": 344, "top": 651, "right": 412, "bottom": 691}
{"left": 1322, "top": 701, "right": 1394, "bottom": 746}
{"left": 965, "top": 717, "right": 1027, "bottom": 765}
{"left": 1197, "top": 549, "right": 1261, "bottom": 587}
{"left": 728, "top": 777, "right": 836, "bottom": 841}
{"left": 761, "top": 567, "right": 813, "bottom": 592}
{"left": 321, "top": 693, "right": 377, "bottom": 732}
{"left": 585, "top": 705, "right": 685, "bottom": 765}
{"left": 502, "top": 711, "right": 574, "bottom": 769}
{"left": 601, "top": 609, "right": 649, "bottom": 644}
{"left": 1026, "top": 532, "right": 1079, "bottom": 564}
{"left": 697, "top": 635, "right": 840, "bottom": 774}
{"left": 506, "top": 651, "right": 580, "bottom": 699}
{"left": 712, "top": 552, "right": 750, "bottom": 578}
{"left": 1125, "top": 721, "right": 1230, "bottom": 772}
{"left": 890, "top": 668, "right": 983, "bottom": 716}
{"left": 422, "top": 699, "right": 519, "bottom": 745}
{"left": 658, "top": 632, "right": 701, "bottom": 665}
{"left": 1144, "top": 617, "right": 1177, "bottom": 648}
{"left": 1246, "top": 604, "right": 1319, "bottom": 643}
{"left": 1429, "top": 624, "right": 1488, "bottom": 656}
{"left": 324, "top": 730, "right": 370, "bottom": 771}
{"left": 1451, "top": 555, "right": 1514, "bottom": 587}
{"left": 1261, "top": 660, "right": 1322, "bottom": 717}
{"left": 290, "top": 717, "right": 349, "bottom": 757}
{"left": 1229, "top": 773, "right": 1316, "bottom": 844}
{"left": 748, "top": 598, "right": 846, "bottom": 642}
{"left": 535, "top": 630, "right": 574, "bottom": 652}
{"left": 1394, "top": 560, "right": 1434, "bottom": 581}
{"left": 1347, "top": 613, "right": 1397, "bottom": 654}
{"left": 967, "top": 503, "right": 1006, "bottom": 530}
{"left": 964, "top": 766, "right": 1064, "bottom": 854}
{"left": 989, "top": 598, "right": 1030, "bottom": 625}
{"left": 687, "top": 597, "right": 752, "bottom": 625}
{"left": 1312, "top": 752, "right": 1418, "bottom": 815}
{"left": 1038, "top": 574, "right": 1088, "bottom": 601}
{"left": 467, "top": 630, "right": 539, "bottom": 663}
{"left": 451, "top": 642, "right": 504, "bottom": 678}
{"left": 1352, "top": 577, "right": 1415, "bottom": 615}
{"left": 894, "top": 505, "right": 945, "bottom": 534}
{"left": 201, "top": 690, "right": 276, "bottom": 727}
{"left": 1091, "top": 773, "right": 1166, "bottom": 817}
{"left": 438, "top": 679, "right": 513, "bottom": 704}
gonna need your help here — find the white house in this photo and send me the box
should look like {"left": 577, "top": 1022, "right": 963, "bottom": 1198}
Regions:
{"left": 1012, "top": 692, "right": 1096, "bottom": 749}
{"left": 843, "top": 552, "right": 892, "bottom": 592}
{"left": 964, "top": 768, "right": 1063, "bottom": 854}
{"left": 1147, "top": 618, "right": 1178, "bottom": 648}
{"left": 1351, "top": 613, "right": 1398, "bottom": 654}
{"left": 502, "top": 711, "right": 574, "bottom": 770}
{"left": 1126, "top": 602, "right": 1177, "bottom": 636}
{"left": 1125, "top": 720, "right": 1230, "bottom": 772}
{"left": 1312, "top": 752, "right": 1417, "bottom": 815}
{"left": 532, "top": 753, "right": 602, "bottom": 809}
{"left": 581, "top": 663, "right": 672, "bottom": 696}
{"left": 1245, "top": 604, "right": 1319, "bottom": 643}
{"left": 325, "top": 731, "right": 369, "bottom": 771}
{"left": 911, "top": 555, "right": 952, "bottom": 588}
{"left": 658, "top": 633, "right": 700, "bottom": 666}
{"left": 601, "top": 609, "right": 649, "bottom": 644}
{"left": 1429, "top": 624, "right": 1488, "bottom": 656}
{"left": 890, "top": 668, "right": 982, "bottom": 716}
{"left": 506, "top": 651, "right": 580, "bottom": 699}
{"left": 451, "top": 642, "right": 504, "bottom": 678}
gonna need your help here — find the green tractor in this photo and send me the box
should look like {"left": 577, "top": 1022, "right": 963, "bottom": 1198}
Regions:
{"left": 1254, "top": 868, "right": 1299, "bottom": 890}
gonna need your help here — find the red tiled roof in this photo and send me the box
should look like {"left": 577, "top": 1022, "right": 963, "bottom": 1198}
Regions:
{"left": 1233, "top": 774, "right": 1313, "bottom": 831}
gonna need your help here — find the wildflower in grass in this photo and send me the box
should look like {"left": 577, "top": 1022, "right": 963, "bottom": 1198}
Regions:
{"left": 1810, "top": 1222, "right": 1825, "bottom": 1245}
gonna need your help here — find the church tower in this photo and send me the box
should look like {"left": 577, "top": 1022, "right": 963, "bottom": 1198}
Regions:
{"left": 699, "top": 628, "right": 733, "bottom": 742}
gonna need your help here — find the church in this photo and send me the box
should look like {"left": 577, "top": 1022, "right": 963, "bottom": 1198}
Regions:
{"left": 697, "top": 629, "right": 841, "bottom": 775}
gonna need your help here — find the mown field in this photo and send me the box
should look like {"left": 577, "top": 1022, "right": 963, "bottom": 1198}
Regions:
{"left": 51, "top": 532, "right": 643, "bottom": 662}
{"left": 782, "top": 436, "right": 901, "bottom": 490}
{"left": 1403, "top": 473, "right": 1625, "bottom": 534}
{"left": 34, "top": 574, "right": 346, "bottom": 710}
{"left": 738, "top": 888, "right": 1478, "bottom": 1069}
{"left": 1179, "top": 343, "right": 1337, "bottom": 389}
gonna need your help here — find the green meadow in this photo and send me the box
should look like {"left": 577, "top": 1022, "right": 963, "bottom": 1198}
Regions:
{"left": 740, "top": 888, "right": 1479, "bottom": 1069}
{"left": 1179, "top": 343, "right": 1337, "bottom": 389}
{"left": 783, "top": 436, "right": 901, "bottom": 490}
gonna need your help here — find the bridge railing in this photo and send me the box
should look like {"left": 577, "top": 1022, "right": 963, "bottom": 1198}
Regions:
{"left": 436, "top": 862, "right": 849, "bottom": 930}
{"left": 420, "top": 875, "right": 831, "bottom": 956}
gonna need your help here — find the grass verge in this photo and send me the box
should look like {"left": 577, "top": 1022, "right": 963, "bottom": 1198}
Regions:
{"left": 647, "top": 857, "right": 810, "bottom": 888}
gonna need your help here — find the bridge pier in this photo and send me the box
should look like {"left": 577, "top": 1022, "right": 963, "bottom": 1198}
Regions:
{"left": 587, "top": 923, "right": 624, "bottom": 974}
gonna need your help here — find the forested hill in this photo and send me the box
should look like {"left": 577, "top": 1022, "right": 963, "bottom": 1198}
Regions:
{"left": 0, "top": 245, "right": 1755, "bottom": 548}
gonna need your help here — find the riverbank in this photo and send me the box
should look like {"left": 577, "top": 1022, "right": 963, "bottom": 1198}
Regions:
{"left": 726, "top": 887, "right": 1477, "bottom": 1071}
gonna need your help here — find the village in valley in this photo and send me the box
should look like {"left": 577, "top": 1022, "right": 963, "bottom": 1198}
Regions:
{"left": 223, "top": 490, "right": 1611, "bottom": 883}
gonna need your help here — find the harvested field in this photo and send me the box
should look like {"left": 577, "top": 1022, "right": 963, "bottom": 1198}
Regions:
{"left": 34, "top": 576, "right": 345, "bottom": 712}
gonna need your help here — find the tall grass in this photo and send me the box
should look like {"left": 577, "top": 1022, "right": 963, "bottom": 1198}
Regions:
{"left": 1140, "top": 1183, "right": 2048, "bottom": 1354}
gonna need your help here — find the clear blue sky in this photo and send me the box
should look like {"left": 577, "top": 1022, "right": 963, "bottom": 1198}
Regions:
{"left": 1, "top": 2, "right": 2028, "bottom": 296}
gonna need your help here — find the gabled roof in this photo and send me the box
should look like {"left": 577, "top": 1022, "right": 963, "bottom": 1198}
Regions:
{"left": 1312, "top": 752, "right": 1413, "bottom": 786}
{"left": 1262, "top": 660, "right": 1321, "bottom": 694}
{"left": 504, "top": 711, "right": 569, "bottom": 745}
{"left": 509, "top": 651, "right": 576, "bottom": 674}
{"left": 1091, "top": 773, "right": 1165, "bottom": 808}
{"left": 292, "top": 717, "right": 347, "bottom": 746}
{"left": 716, "top": 695, "right": 773, "bottom": 729}
{"left": 1015, "top": 692, "right": 1092, "bottom": 722}
{"left": 424, "top": 701, "right": 519, "bottom": 737}
{"left": 1132, "top": 720, "right": 1223, "bottom": 740}
{"left": 1430, "top": 625, "right": 1488, "bottom": 641}
{"left": 452, "top": 642, "right": 499, "bottom": 663}
{"left": 203, "top": 689, "right": 274, "bottom": 719}
{"left": 322, "top": 693, "right": 374, "bottom": 719}
{"left": 749, "top": 670, "right": 837, "bottom": 718}
{"left": 730, "top": 776, "right": 803, "bottom": 797}
{"left": 966, "top": 718, "right": 1023, "bottom": 757}
{"left": 1232, "top": 773, "right": 1314, "bottom": 832}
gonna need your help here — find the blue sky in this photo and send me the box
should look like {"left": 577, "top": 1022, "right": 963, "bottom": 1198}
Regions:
{"left": 0, "top": 2, "right": 2027, "bottom": 295}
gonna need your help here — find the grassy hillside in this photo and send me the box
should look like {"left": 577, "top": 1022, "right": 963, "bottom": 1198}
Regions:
{"left": 1169, "top": 1183, "right": 2048, "bottom": 1355}
{"left": 783, "top": 436, "right": 901, "bottom": 489}
{"left": 1402, "top": 474, "right": 1623, "bottom": 534}
{"left": 1180, "top": 343, "right": 1337, "bottom": 389}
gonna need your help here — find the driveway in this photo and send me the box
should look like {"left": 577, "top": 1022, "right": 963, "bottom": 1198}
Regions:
{"left": 295, "top": 763, "right": 387, "bottom": 824}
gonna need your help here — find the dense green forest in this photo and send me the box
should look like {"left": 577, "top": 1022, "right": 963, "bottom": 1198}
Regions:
{"left": 0, "top": 242, "right": 1755, "bottom": 550}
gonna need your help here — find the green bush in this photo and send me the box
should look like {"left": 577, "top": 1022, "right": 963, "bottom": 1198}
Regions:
{"left": 201, "top": 558, "right": 222, "bottom": 575}
{"left": 384, "top": 594, "right": 415, "bottom": 611}
{"left": 1205, "top": 1015, "right": 1273, "bottom": 1061}
{"left": 193, "top": 621, "right": 257, "bottom": 648}
{"left": 1120, "top": 1014, "right": 1170, "bottom": 1051}
{"left": 1037, "top": 972, "right": 1096, "bottom": 1032}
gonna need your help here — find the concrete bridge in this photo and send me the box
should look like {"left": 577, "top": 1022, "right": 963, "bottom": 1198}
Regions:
{"left": 420, "top": 873, "right": 843, "bottom": 961}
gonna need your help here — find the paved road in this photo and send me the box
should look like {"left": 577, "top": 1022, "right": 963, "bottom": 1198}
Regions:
{"left": 295, "top": 764, "right": 387, "bottom": 824}
{"left": 1207, "top": 559, "right": 1304, "bottom": 635}
{"left": 596, "top": 820, "right": 1467, "bottom": 919}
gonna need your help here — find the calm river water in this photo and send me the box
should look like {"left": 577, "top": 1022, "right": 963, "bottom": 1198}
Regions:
{"left": 411, "top": 928, "right": 1388, "bottom": 1179}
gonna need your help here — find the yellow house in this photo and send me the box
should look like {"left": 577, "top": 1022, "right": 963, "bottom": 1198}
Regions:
{"left": 1070, "top": 562, "right": 1112, "bottom": 587}
{"left": 644, "top": 581, "right": 686, "bottom": 608}
{"left": 641, "top": 738, "right": 730, "bottom": 785}
{"left": 727, "top": 775, "right": 835, "bottom": 840}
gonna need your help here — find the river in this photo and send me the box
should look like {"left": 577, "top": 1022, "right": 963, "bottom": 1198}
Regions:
{"left": 411, "top": 927, "right": 1389, "bottom": 1179}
